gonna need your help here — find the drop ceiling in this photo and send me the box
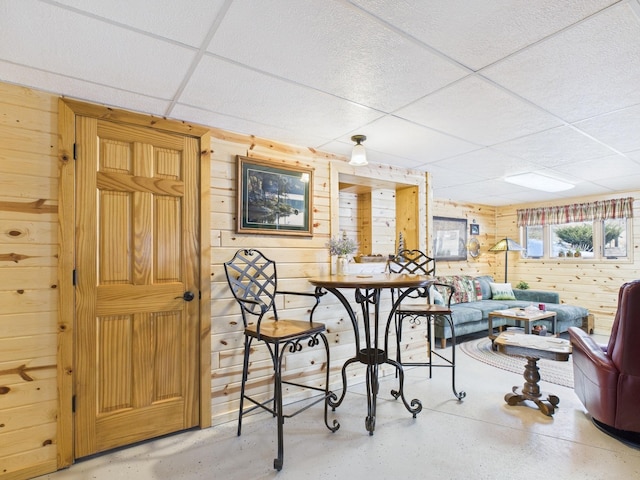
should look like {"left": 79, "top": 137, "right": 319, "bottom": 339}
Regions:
{"left": 2, "top": 0, "right": 640, "bottom": 206}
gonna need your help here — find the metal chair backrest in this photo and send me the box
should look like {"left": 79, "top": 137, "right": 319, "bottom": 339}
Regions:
{"left": 387, "top": 249, "right": 436, "bottom": 305}
{"left": 224, "top": 249, "right": 278, "bottom": 328}
{"left": 388, "top": 249, "right": 436, "bottom": 276}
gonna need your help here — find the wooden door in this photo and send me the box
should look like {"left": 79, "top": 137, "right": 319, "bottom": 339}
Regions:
{"left": 74, "top": 117, "right": 200, "bottom": 457}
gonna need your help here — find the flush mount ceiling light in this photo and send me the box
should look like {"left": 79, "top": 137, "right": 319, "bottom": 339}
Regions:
{"left": 504, "top": 172, "right": 574, "bottom": 192}
{"left": 349, "top": 134, "right": 368, "bottom": 166}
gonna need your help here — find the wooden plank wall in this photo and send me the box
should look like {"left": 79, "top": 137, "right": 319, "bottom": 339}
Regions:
{"left": 431, "top": 199, "right": 498, "bottom": 277}
{"left": 1, "top": 79, "right": 638, "bottom": 477}
{"left": 208, "top": 137, "right": 426, "bottom": 425}
{"left": 496, "top": 193, "right": 640, "bottom": 334}
{"left": 0, "top": 83, "right": 60, "bottom": 478}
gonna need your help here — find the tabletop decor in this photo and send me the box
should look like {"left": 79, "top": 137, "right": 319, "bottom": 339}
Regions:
{"left": 326, "top": 231, "right": 358, "bottom": 275}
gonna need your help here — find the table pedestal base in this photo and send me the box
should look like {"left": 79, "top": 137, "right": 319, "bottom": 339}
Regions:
{"left": 504, "top": 356, "right": 560, "bottom": 416}
{"left": 329, "top": 347, "right": 422, "bottom": 435}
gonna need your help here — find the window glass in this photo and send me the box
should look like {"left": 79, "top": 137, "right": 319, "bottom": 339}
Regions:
{"left": 550, "top": 221, "right": 594, "bottom": 258}
{"left": 603, "top": 218, "right": 627, "bottom": 258}
{"left": 524, "top": 226, "right": 544, "bottom": 258}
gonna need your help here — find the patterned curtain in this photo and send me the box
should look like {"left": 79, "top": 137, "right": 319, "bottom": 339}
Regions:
{"left": 517, "top": 197, "right": 634, "bottom": 227}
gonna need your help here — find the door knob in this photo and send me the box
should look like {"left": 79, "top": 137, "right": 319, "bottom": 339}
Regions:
{"left": 178, "top": 291, "right": 195, "bottom": 302}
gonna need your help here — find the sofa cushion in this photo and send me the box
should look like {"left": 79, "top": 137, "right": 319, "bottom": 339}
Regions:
{"left": 430, "top": 274, "right": 590, "bottom": 343}
{"left": 490, "top": 282, "right": 516, "bottom": 300}
{"left": 447, "top": 304, "right": 484, "bottom": 326}
{"left": 513, "top": 289, "right": 560, "bottom": 304}
{"left": 435, "top": 275, "right": 482, "bottom": 304}
{"left": 463, "top": 300, "right": 511, "bottom": 317}
{"left": 475, "top": 275, "right": 495, "bottom": 299}
{"left": 543, "top": 304, "right": 589, "bottom": 324}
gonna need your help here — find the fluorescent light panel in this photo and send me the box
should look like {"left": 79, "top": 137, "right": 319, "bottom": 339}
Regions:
{"left": 504, "top": 172, "right": 574, "bottom": 192}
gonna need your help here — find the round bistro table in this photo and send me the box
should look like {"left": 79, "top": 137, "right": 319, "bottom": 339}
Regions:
{"left": 308, "top": 273, "right": 433, "bottom": 434}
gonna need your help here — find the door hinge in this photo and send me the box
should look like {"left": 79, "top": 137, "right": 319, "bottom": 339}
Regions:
{"left": 73, "top": 143, "right": 77, "bottom": 160}
{"left": 72, "top": 269, "right": 77, "bottom": 286}
{"left": 72, "top": 395, "right": 76, "bottom": 413}
{"left": 199, "top": 290, "right": 202, "bottom": 300}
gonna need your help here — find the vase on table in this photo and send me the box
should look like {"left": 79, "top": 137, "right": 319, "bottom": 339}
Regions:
{"left": 336, "top": 255, "right": 349, "bottom": 275}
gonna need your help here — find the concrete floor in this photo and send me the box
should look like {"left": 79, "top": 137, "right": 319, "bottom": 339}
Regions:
{"left": 36, "top": 334, "right": 640, "bottom": 480}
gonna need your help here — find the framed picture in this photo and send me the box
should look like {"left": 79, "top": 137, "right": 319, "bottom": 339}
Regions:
{"left": 433, "top": 216, "right": 467, "bottom": 261}
{"left": 236, "top": 155, "right": 313, "bottom": 236}
{"left": 470, "top": 223, "right": 480, "bottom": 235}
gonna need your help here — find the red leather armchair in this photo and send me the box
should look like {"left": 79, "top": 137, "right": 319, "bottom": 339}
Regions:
{"left": 568, "top": 279, "right": 640, "bottom": 446}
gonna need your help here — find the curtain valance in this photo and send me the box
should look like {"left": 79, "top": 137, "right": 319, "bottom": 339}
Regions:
{"left": 517, "top": 197, "right": 634, "bottom": 227}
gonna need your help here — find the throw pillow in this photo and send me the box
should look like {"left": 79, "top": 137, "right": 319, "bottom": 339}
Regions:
{"left": 489, "top": 282, "right": 516, "bottom": 300}
{"left": 429, "top": 285, "right": 444, "bottom": 305}
{"left": 434, "top": 275, "right": 479, "bottom": 305}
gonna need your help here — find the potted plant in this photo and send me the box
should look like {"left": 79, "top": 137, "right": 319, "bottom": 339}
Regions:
{"left": 327, "top": 231, "right": 358, "bottom": 275}
{"left": 515, "top": 281, "right": 529, "bottom": 290}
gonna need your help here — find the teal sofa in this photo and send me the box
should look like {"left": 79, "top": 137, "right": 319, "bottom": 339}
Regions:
{"left": 433, "top": 275, "right": 591, "bottom": 348}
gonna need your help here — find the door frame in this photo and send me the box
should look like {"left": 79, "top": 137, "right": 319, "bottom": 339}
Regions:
{"left": 57, "top": 98, "right": 211, "bottom": 468}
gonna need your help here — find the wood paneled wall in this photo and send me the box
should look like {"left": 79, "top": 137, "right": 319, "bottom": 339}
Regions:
{"left": 431, "top": 199, "right": 498, "bottom": 277}
{"left": 209, "top": 137, "right": 427, "bottom": 425}
{"left": 495, "top": 193, "right": 640, "bottom": 334}
{"left": 1, "top": 79, "right": 637, "bottom": 478}
{"left": 0, "top": 83, "right": 60, "bottom": 478}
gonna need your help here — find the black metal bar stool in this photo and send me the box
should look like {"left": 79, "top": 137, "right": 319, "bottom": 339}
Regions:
{"left": 224, "top": 249, "right": 339, "bottom": 471}
{"left": 385, "top": 249, "right": 466, "bottom": 400}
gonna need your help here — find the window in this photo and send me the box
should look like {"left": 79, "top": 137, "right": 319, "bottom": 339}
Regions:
{"left": 550, "top": 221, "right": 594, "bottom": 258}
{"left": 518, "top": 198, "right": 633, "bottom": 261}
{"left": 524, "top": 226, "right": 543, "bottom": 258}
{"left": 603, "top": 218, "right": 628, "bottom": 258}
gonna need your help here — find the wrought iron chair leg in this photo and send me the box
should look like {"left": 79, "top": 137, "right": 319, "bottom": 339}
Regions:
{"left": 320, "top": 334, "right": 340, "bottom": 432}
{"left": 427, "top": 317, "right": 433, "bottom": 379}
{"left": 273, "top": 343, "right": 284, "bottom": 471}
{"left": 394, "top": 314, "right": 404, "bottom": 378}
{"left": 238, "top": 337, "right": 252, "bottom": 437}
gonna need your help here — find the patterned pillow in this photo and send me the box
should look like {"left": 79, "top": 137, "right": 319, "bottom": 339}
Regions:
{"left": 435, "top": 275, "right": 482, "bottom": 305}
{"left": 489, "top": 282, "right": 516, "bottom": 300}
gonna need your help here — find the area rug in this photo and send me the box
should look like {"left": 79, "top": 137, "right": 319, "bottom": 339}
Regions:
{"left": 459, "top": 336, "right": 574, "bottom": 388}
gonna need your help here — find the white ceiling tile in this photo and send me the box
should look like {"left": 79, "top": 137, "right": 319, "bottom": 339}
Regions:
{"left": 179, "top": 56, "right": 385, "bottom": 139}
{"left": 554, "top": 181, "right": 615, "bottom": 199}
{"left": 628, "top": 149, "right": 640, "bottom": 161}
{"left": 353, "top": 0, "right": 618, "bottom": 70}
{"left": 206, "top": 0, "right": 469, "bottom": 112}
{"left": 0, "top": 0, "right": 638, "bottom": 207}
{"left": 550, "top": 155, "right": 640, "bottom": 182}
{"left": 348, "top": 116, "right": 480, "bottom": 164}
{"left": 492, "top": 189, "right": 576, "bottom": 205}
{"left": 574, "top": 105, "right": 640, "bottom": 153}
{"left": 171, "top": 103, "right": 335, "bottom": 149}
{"left": 483, "top": 3, "right": 640, "bottom": 122}
{"left": 397, "top": 76, "right": 563, "bottom": 146}
{"left": 48, "top": 0, "right": 227, "bottom": 47}
{"left": 589, "top": 175, "right": 640, "bottom": 193}
{"left": 318, "top": 140, "right": 425, "bottom": 169}
{"left": 0, "top": 61, "right": 172, "bottom": 115}
{"left": 426, "top": 164, "right": 485, "bottom": 189}
{"left": 491, "top": 126, "right": 617, "bottom": 166}
{"left": 431, "top": 148, "right": 540, "bottom": 180}
{"left": 0, "top": 0, "right": 195, "bottom": 99}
